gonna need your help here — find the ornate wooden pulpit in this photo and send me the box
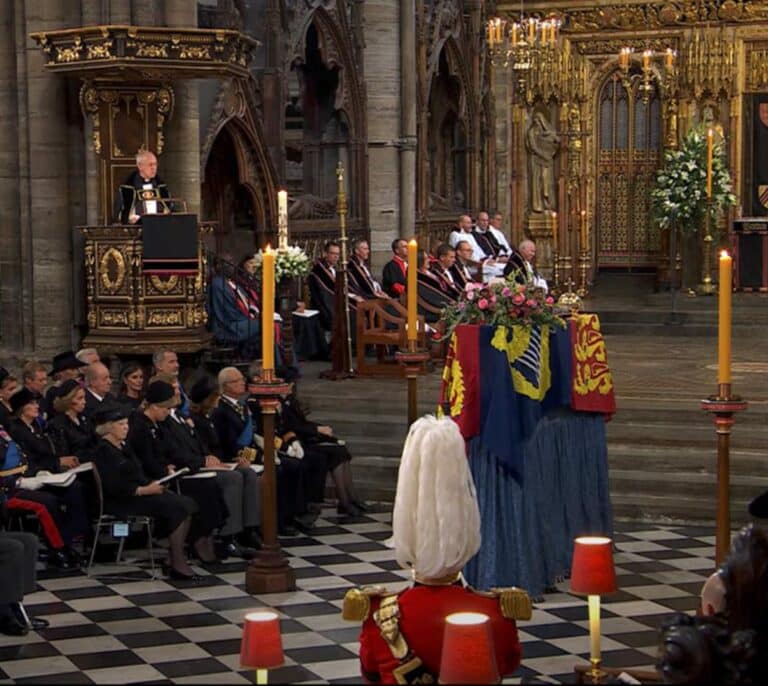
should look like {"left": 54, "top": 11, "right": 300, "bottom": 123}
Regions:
{"left": 80, "top": 223, "right": 213, "bottom": 353}
{"left": 29, "top": 25, "right": 259, "bottom": 353}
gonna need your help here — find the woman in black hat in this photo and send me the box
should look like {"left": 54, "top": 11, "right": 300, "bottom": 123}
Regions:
{"left": 91, "top": 402, "right": 199, "bottom": 580}
{"left": 47, "top": 380, "right": 98, "bottom": 461}
{"left": 42, "top": 352, "right": 88, "bottom": 420}
{"left": 7, "top": 388, "right": 90, "bottom": 565}
{"left": 128, "top": 380, "right": 227, "bottom": 565}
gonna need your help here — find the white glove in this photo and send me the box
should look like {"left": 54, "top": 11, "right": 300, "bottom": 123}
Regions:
{"left": 253, "top": 434, "right": 265, "bottom": 449}
{"left": 286, "top": 440, "right": 304, "bottom": 459}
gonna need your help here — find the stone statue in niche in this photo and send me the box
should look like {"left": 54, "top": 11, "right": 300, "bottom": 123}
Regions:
{"left": 526, "top": 110, "right": 559, "bottom": 213}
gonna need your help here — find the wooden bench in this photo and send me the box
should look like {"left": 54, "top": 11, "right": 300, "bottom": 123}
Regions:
{"left": 355, "top": 298, "right": 426, "bottom": 376}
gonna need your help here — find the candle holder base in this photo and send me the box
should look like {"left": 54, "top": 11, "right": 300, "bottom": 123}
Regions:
{"left": 245, "top": 374, "right": 297, "bottom": 595}
{"left": 700, "top": 389, "right": 748, "bottom": 566}
{"left": 697, "top": 279, "right": 716, "bottom": 296}
{"left": 396, "top": 349, "right": 431, "bottom": 426}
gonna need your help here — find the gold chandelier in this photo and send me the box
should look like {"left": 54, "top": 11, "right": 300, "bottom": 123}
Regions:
{"left": 487, "top": 11, "right": 589, "bottom": 105}
{"left": 617, "top": 46, "right": 677, "bottom": 103}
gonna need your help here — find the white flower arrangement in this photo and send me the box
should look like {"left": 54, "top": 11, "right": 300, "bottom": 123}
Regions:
{"left": 650, "top": 127, "right": 737, "bottom": 235}
{"left": 252, "top": 245, "right": 311, "bottom": 281}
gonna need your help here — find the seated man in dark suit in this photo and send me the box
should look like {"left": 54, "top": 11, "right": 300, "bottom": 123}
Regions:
{"left": 83, "top": 362, "right": 115, "bottom": 418}
{"left": 381, "top": 238, "right": 408, "bottom": 298}
{"left": 113, "top": 149, "right": 171, "bottom": 225}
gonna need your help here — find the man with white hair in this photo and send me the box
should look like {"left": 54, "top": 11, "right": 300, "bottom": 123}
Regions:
{"left": 515, "top": 239, "right": 548, "bottom": 293}
{"left": 343, "top": 415, "right": 529, "bottom": 683}
{"left": 75, "top": 348, "right": 100, "bottom": 367}
{"left": 114, "top": 149, "right": 171, "bottom": 224}
{"left": 83, "top": 362, "right": 114, "bottom": 417}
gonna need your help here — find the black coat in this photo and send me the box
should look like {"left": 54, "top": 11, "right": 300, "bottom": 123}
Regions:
{"left": 161, "top": 413, "right": 206, "bottom": 472}
{"left": 8, "top": 419, "right": 59, "bottom": 476}
{"left": 47, "top": 413, "right": 97, "bottom": 461}
{"left": 127, "top": 412, "right": 171, "bottom": 482}
{"left": 92, "top": 439, "right": 150, "bottom": 500}
{"left": 190, "top": 411, "right": 222, "bottom": 460}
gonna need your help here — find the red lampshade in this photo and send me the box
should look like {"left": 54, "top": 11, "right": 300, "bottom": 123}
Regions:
{"left": 240, "top": 610, "right": 284, "bottom": 669}
{"left": 570, "top": 536, "right": 617, "bottom": 595}
{"left": 439, "top": 612, "right": 500, "bottom": 684}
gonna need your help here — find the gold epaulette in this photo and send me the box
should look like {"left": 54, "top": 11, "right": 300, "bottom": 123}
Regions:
{"left": 342, "top": 585, "right": 390, "bottom": 622}
{"left": 492, "top": 586, "right": 533, "bottom": 620}
{"left": 469, "top": 586, "right": 533, "bottom": 621}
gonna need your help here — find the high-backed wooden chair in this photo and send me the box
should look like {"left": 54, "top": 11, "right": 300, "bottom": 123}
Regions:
{"left": 355, "top": 299, "right": 426, "bottom": 376}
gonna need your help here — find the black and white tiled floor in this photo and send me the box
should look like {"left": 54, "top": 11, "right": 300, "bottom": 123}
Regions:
{"left": 0, "top": 509, "right": 716, "bottom": 684}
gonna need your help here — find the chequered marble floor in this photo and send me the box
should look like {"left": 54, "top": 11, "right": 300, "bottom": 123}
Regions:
{"left": 0, "top": 508, "right": 716, "bottom": 684}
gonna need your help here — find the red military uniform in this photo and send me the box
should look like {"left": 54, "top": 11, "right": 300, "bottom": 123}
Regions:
{"left": 344, "top": 582, "right": 529, "bottom": 684}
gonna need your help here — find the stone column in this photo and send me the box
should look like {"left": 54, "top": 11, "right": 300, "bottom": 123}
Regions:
{"left": 399, "top": 0, "right": 416, "bottom": 238}
{"left": 0, "top": 1, "right": 24, "bottom": 353}
{"left": 364, "top": 1, "right": 401, "bottom": 274}
{"left": 493, "top": 64, "right": 512, "bottom": 241}
{"left": 20, "top": 0, "right": 79, "bottom": 355}
{"left": 163, "top": 0, "right": 201, "bottom": 215}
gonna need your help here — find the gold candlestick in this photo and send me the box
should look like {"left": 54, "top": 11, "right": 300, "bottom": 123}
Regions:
{"left": 698, "top": 201, "right": 716, "bottom": 296}
{"left": 577, "top": 251, "right": 589, "bottom": 298}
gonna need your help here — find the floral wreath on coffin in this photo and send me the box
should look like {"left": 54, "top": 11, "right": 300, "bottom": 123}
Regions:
{"left": 440, "top": 271, "right": 566, "bottom": 340}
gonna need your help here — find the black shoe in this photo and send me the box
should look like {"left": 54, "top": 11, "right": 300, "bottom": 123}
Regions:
{"left": 28, "top": 617, "right": 49, "bottom": 630}
{"left": 278, "top": 524, "right": 299, "bottom": 537}
{"left": 49, "top": 550, "right": 73, "bottom": 570}
{"left": 337, "top": 503, "right": 363, "bottom": 517}
{"left": 0, "top": 614, "right": 29, "bottom": 637}
{"left": 63, "top": 547, "right": 83, "bottom": 568}
{"left": 224, "top": 541, "right": 257, "bottom": 560}
{"left": 9, "top": 604, "right": 48, "bottom": 631}
{"left": 161, "top": 563, "right": 201, "bottom": 581}
{"left": 352, "top": 499, "right": 370, "bottom": 512}
{"left": 236, "top": 529, "right": 263, "bottom": 550}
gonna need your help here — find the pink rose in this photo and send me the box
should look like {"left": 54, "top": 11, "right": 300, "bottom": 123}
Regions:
{"left": 512, "top": 294, "right": 525, "bottom": 305}
{"left": 545, "top": 296, "right": 554, "bottom": 305}
{"left": 490, "top": 295, "right": 497, "bottom": 304}
{"left": 526, "top": 299, "right": 537, "bottom": 307}
{"left": 477, "top": 298, "right": 489, "bottom": 310}
{"left": 466, "top": 290, "right": 475, "bottom": 301}
{"left": 501, "top": 287, "right": 512, "bottom": 297}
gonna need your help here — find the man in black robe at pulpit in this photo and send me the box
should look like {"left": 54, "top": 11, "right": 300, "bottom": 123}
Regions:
{"left": 113, "top": 149, "right": 171, "bottom": 225}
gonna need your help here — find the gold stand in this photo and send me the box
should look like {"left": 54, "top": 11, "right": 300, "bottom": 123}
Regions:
{"left": 698, "top": 203, "right": 716, "bottom": 296}
{"left": 395, "top": 340, "right": 430, "bottom": 427}
{"left": 557, "top": 255, "right": 583, "bottom": 310}
{"left": 700, "top": 383, "right": 748, "bottom": 566}
{"left": 552, "top": 249, "right": 561, "bottom": 295}
{"left": 245, "top": 373, "right": 297, "bottom": 594}
{"left": 577, "top": 251, "right": 589, "bottom": 298}
{"left": 321, "top": 162, "right": 355, "bottom": 380}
